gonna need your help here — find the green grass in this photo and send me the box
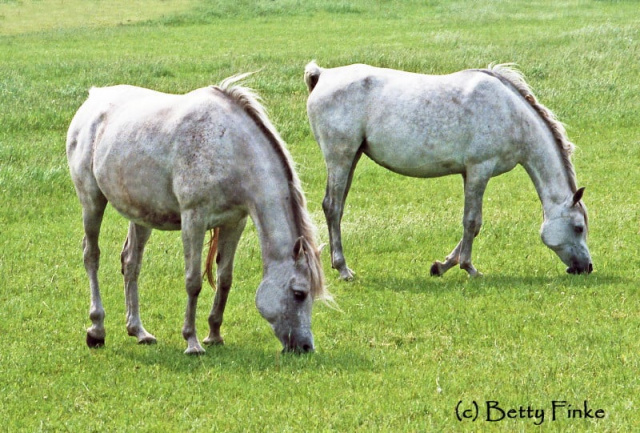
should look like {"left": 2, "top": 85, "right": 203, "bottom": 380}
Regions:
{"left": 1, "top": 0, "right": 639, "bottom": 431}
{"left": 0, "top": 0, "right": 199, "bottom": 36}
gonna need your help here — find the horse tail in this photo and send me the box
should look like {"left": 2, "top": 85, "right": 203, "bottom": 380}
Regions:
{"left": 304, "top": 61, "right": 322, "bottom": 93}
{"left": 487, "top": 63, "right": 578, "bottom": 192}
{"left": 204, "top": 227, "right": 219, "bottom": 289}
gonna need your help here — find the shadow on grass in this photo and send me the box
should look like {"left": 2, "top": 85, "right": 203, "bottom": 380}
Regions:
{"left": 110, "top": 338, "right": 373, "bottom": 374}
{"left": 358, "top": 270, "right": 633, "bottom": 295}
{"left": 90, "top": 273, "right": 631, "bottom": 372}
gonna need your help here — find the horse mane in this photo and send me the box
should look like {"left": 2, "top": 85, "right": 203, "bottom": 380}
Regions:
{"left": 483, "top": 64, "right": 578, "bottom": 194}
{"left": 212, "top": 74, "right": 330, "bottom": 302}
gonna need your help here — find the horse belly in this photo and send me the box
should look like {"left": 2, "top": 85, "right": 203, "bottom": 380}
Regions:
{"left": 102, "top": 173, "right": 182, "bottom": 230}
{"left": 94, "top": 138, "right": 182, "bottom": 230}
{"left": 109, "top": 194, "right": 182, "bottom": 230}
{"left": 363, "top": 133, "right": 466, "bottom": 178}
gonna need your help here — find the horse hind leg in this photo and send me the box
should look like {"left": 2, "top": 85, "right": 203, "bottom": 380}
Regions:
{"left": 203, "top": 218, "right": 247, "bottom": 346}
{"left": 322, "top": 144, "right": 363, "bottom": 281}
{"left": 81, "top": 196, "right": 108, "bottom": 348}
{"left": 121, "top": 222, "right": 156, "bottom": 344}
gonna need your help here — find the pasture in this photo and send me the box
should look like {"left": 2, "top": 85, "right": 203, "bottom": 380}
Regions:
{"left": 1, "top": 0, "right": 638, "bottom": 431}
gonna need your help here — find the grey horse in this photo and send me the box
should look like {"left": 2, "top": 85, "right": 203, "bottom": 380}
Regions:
{"left": 305, "top": 62, "right": 592, "bottom": 280}
{"left": 67, "top": 75, "right": 327, "bottom": 354}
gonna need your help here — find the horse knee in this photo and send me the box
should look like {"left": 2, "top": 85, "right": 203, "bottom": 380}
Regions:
{"left": 120, "top": 252, "right": 141, "bottom": 279}
{"left": 463, "top": 217, "right": 482, "bottom": 237}
{"left": 83, "top": 246, "right": 100, "bottom": 269}
{"left": 322, "top": 195, "right": 335, "bottom": 219}
{"left": 185, "top": 274, "right": 202, "bottom": 297}
{"left": 120, "top": 252, "right": 131, "bottom": 276}
{"left": 217, "top": 274, "right": 232, "bottom": 292}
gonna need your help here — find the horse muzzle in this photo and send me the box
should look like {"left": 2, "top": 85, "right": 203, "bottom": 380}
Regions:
{"left": 279, "top": 330, "right": 315, "bottom": 354}
{"left": 566, "top": 262, "right": 593, "bottom": 275}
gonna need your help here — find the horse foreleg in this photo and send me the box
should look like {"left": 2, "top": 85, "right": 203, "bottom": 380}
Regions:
{"left": 82, "top": 200, "right": 107, "bottom": 347}
{"left": 431, "top": 170, "right": 488, "bottom": 277}
{"left": 430, "top": 241, "right": 462, "bottom": 276}
{"left": 323, "top": 148, "right": 363, "bottom": 281}
{"left": 203, "top": 218, "right": 247, "bottom": 346}
{"left": 121, "top": 223, "right": 155, "bottom": 345}
{"left": 180, "top": 211, "right": 207, "bottom": 355}
{"left": 457, "top": 170, "right": 488, "bottom": 277}
{"left": 458, "top": 215, "right": 483, "bottom": 278}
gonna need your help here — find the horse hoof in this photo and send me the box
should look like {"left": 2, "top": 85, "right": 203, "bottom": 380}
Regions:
{"left": 137, "top": 336, "right": 157, "bottom": 345}
{"left": 338, "top": 268, "right": 355, "bottom": 281}
{"left": 430, "top": 262, "right": 442, "bottom": 277}
{"left": 184, "top": 345, "right": 206, "bottom": 355}
{"left": 86, "top": 334, "right": 105, "bottom": 348}
{"left": 203, "top": 336, "right": 224, "bottom": 346}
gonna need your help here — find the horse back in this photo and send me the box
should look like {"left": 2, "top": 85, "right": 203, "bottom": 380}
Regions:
{"left": 67, "top": 85, "right": 252, "bottom": 230}
{"left": 307, "top": 64, "right": 528, "bottom": 178}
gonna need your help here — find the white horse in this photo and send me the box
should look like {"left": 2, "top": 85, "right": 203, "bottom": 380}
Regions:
{"left": 67, "top": 75, "right": 327, "bottom": 354}
{"left": 305, "top": 61, "right": 592, "bottom": 280}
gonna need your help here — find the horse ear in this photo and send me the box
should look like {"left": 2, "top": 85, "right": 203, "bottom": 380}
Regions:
{"left": 572, "top": 187, "right": 585, "bottom": 206}
{"left": 293, "top": 236, "right": 306, "bottom": 261}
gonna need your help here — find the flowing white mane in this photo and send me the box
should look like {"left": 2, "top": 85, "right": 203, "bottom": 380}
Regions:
{"left": 485, "top": 63, "right": 578, "bottom": 193}
{"left": 214, "top": 75, "right": 329, "bottom": 301}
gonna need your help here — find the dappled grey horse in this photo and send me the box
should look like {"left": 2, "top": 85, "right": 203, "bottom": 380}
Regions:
{"left": 67, "top": 75, "right": 328, "bottom": 354}
{"left": 305, "top": 62, "right": 592, "bottom": 280}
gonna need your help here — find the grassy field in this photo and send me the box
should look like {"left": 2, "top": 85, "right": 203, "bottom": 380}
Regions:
{"left": 1, "top": 0, "right": 639, "bottom": 431}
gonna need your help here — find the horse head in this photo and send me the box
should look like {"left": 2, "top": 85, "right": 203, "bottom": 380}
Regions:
{"left": 540, "top": 187, "right": 593, "bottom": 274}
{"left": 255, "top": 237, "right": 323, "bottom": 353}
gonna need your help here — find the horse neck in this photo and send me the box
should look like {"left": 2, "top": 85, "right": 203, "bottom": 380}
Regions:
{"left": 521, "top": 135, "right": 574, "bottom": 216}
{"left": 247, "top": 173, "right": 299, "bottom": 272}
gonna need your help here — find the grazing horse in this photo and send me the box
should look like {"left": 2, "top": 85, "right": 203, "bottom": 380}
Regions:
{"left": 304, "top": 61, "right": 592, "bottom": 280}
{"left": 67, "top": 75, "right": 327, "bottom": 354}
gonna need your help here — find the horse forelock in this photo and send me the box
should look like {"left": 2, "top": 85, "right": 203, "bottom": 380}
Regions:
{"left": 214, "top": 74, "right": 329, "bottom": 302}
{"left": 486, "top": 64, "right": 578, "bottom": 193}
{"left": 298, "top": 235, "right": 330, "bottom": 303}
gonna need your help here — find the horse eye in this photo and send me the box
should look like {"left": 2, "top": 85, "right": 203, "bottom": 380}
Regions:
{"left": 292, "top": 290, "right": 307, "bottom": 302}
{"left": 574, "top": 226, "right": 584, "bottom": 234}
